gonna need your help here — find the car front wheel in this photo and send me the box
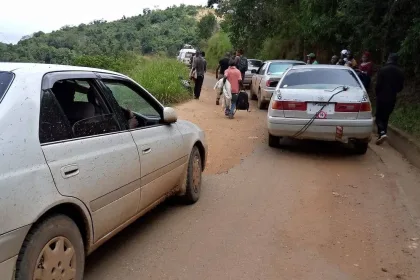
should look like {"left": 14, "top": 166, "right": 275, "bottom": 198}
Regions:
{"left": 15, "top": 215, "right": 85, "bottom": 280}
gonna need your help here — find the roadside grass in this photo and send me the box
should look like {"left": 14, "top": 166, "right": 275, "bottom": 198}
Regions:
{"left": 74, "top": 53, "right": 191, "bottom": 106}
{"left": 390, "top": 103, "right": 420, "bottom": 140}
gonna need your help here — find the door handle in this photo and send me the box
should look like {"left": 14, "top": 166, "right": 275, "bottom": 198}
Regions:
{"left": 60, "top": 164, "right": 79, "bottom": 179}
{"left": 142, "top": 147, "right": 152, "bottom": 155}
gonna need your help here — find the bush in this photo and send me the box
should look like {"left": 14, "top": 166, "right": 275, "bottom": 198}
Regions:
{"left": 127, "top": 57, "right": 191, "bottom": 105}
{"left": 205, "top": 32, "right": 233, "bottom": 70}
{"left": 73, "top": 53, "right": 191, "bottom": 106}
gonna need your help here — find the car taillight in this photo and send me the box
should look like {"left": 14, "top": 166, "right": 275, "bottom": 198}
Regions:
{"left": 360, "top": 102, "right": 371, "bottom": 112}
{"left": 266, "top": 80, "right": 278, "bottom": 88}
{"left": 272, "top": 101, "right": 307, "bottom": 111}
{"left": 335, "top": 103, "right": 360, "bottom": 112}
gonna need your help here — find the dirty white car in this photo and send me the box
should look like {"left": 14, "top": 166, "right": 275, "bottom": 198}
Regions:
{"left": 267, "top": 65, "right": 373, "bottom": 154}
{"left": 0, "top": 63, "right": 207, "bottom": 280}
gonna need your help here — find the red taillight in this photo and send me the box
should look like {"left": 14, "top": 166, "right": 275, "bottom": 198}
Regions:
{"left": 335, "top": 103, "right": 360, "bottom": 112}
{"left": 266, "top": 80, "right": 279, "bottom": 88}
{"left": 272, "top": 101, "right": 307, "bottom": 111}
{"left": 334, "top": 102, "right": 372, "bottom": 112}
{"left": 360, "top": 102, "right": 371, "bottom": 112}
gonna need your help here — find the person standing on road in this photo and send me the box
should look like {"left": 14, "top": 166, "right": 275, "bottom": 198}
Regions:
{"left": 225, "top": 59, "right": 244, "bottom": 119}
{"left": 234, "top": 49, "right": 248, "bottom": 82}
{"left": 375, "top": 53, "right": 405, "bottom": 145}
{"left": 215, "top": 52, "right": 231, "bottom": 105}
{"left": 306, "top": 53, "right": 319, "bottom": 64}
{"left": 331, "top": 55, "right": 339, "bottom": 65}
{"left": 358, "top": 51, "right": 374, "bottom": 90}
{"left": 191, "top": 51, "right": 207, "bottom": 100}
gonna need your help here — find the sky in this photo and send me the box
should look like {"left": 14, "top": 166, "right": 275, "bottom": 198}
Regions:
{"left": 0, "top": 0, "right": 207, "bottom": 44}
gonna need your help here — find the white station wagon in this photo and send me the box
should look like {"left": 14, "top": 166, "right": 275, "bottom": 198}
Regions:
{"left": 267, "top": 65, "right": 373, "bottom": 154}
{"left": 0, "top": 63, "right": 207, "bottom": 280}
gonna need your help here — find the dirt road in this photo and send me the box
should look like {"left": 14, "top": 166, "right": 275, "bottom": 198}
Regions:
{"left": 85, "top": 74, "right": 420, "bottom": 279}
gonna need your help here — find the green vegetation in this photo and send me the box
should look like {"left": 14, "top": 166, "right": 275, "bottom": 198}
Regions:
{"left": 73, "top": 54, "right": 190, "bottom": 105}
{"left": 0, "top": 5, "right": 200, "bottom": 63}
{"left": 210, "top": 0, "right": 420, "bottom": 140}
{"left": 205, "top": 32, "right": 233, "bottom": 70}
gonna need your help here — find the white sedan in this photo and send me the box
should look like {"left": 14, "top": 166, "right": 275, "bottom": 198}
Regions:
{"left": 0, "top": 63, "right": 207, "bottom": 280}
{"left": 267, "top": 65, "right": 373, "bottom": 154}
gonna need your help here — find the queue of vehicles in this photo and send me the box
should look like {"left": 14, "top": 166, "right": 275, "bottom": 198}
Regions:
{"left": 245, "top": 58, "right": 373, "bottom": 154}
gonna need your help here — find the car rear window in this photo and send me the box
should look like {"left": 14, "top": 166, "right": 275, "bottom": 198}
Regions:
{"left": 268, "top": 63, "right": 304, "bottom": 75}
{"left": 0, "top": 71, "right": 14, "bottom": 101}
{"left": 280, "top": 68, "right": 361, "bottom": 89}
{"left": 248, "top": 60, "right": 263, "bottom": 67}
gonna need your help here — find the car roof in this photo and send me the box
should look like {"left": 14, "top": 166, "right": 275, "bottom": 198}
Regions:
{"left": 290, "top": 64, "right": 350, "bottom": 70}
{"left": 265, "top": 60, "right": 306, "bottom": 64}
{"left": 0, "top": 62, "right": 122, "bottom": 76}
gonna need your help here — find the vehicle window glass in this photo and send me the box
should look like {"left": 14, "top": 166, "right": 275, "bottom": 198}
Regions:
{"left": 280, "top": 68, "right": 362, "bottom": 89}
{"left": 267, "top": 63, "right": 293, "bottom": 75}
{"left": 102, "top": 81, "right": 160, "bottom": 118}
{"left": 0, "top": 71, "right": 14, "bottom": 102}
{"left": 249, "top": 60, "right": 263, "bottom": 68}
{"left": 258, "top": 63, "right": 267, "bottom": 74}
{"left": 39, "top": 91, "right": 73, "bottom": 144}
{"left": 43, "top": 78, "right": 120, "bottom": 141}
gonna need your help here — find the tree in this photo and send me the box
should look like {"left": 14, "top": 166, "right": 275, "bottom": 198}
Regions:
{"left": 197, "top": 13, "right": 217, "bottom": 40}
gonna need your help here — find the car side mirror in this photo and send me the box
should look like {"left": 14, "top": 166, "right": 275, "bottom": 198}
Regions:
{"left": 251, "top": 69, "right": 257, "bottom": 74}
{"left": 163, "top": 107, "right": 178, "bottom": 124}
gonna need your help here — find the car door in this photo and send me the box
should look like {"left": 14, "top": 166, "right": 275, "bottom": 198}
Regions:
{"left": 253, "top": 63, "right": 267, "bottom": 94}
{"left": 96, "top": 74, "right": 187, "bottom": 211}
{"left": 39, "top": 72, "right": 141, "bottom": 242}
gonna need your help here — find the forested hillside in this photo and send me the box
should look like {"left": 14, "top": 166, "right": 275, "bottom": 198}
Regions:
{"left": 0, "top": 5, "right": 200, "bottom": 64}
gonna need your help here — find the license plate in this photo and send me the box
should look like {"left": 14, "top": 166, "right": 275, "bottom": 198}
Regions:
{"left": 307, "top": 102, "right": 335, "bottom": 115}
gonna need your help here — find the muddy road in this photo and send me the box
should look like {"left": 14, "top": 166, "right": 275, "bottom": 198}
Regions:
{"left": 85, "top": 74, "right": 420, "bottom": 280}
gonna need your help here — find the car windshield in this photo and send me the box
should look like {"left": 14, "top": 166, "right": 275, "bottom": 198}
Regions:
{"left": 249, "top": 60, "right": 263, "bottom": 67}
{"left": 0, "top": 71, "right": 14, "bottom": 102}
{"left": 268, "top": 63, "right": 301, "bottom": 75}
{"left": 280, "top": 68, "right": 362, "bottom": 89}
{"left": 185, "top": 52, "right": 194, "bottom": 58}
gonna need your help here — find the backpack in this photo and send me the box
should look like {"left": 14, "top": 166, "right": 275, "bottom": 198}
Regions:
{"left": 236, "top": 91, "right": 250, "bottom": 111}
{"left": 237, "top": 56, "right": 248, "bottom": 73}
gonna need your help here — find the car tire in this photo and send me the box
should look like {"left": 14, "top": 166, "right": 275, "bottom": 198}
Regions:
{"left": 269, "top": 134, "right": 281, "bottom": 148}
{"left": 353, "top": 140, "right": 369, "bottom": 155}
{"left": 15, "top": 215, "right": 85, "bottom": 280}
{"left": 257, "top": 88, "right": 265, "bottom": 109}
{"left": 181, "top": 146, "right": 202, "bottom": 204}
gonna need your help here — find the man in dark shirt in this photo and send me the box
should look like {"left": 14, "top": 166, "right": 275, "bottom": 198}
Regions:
{"left": 375, "top": 53, "right": 405, "bottom": 145}
{"left": 191, "top": 51, "right": 207, "bottom": 100}
{"left": 215, "top": 53, "right": 230, "bottom": 105}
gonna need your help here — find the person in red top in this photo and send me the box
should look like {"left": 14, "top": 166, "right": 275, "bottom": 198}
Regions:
{"left": 359, "top": 51, "right": 373, "bottom": 77}
{"left": 358, "top": 51, "right": 374, "bottom": 89}
{"left": 224, "top": 59, "right": 244, "bottom": 119}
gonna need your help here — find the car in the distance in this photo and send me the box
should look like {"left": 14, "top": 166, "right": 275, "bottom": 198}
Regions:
{"left": 250, "top": 60, "right": 306, "bottom": 109}
{"left": 267, "top": 65, "right": 373, "bottom": 154}
{"left": 0, "top": 63, "right": 207, "bottom": 280}
{"left": 244, "top": 59, "right": 263, "bottom": 88}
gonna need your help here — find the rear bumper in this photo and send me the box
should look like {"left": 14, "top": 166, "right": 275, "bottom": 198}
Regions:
{"left": 261, "top": 88, "right": 275, "bottom": 101}
{"left": 267, "top": 117, "right": 373, "bottom": 141}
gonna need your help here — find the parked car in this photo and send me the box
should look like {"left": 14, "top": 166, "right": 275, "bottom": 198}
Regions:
{"left": 243, "top": 59, "right": 263, "bottom": 87}
{"left": 177, "top": 48, "right": 196, "bottom": 66}
{"left": 0, "top": 63, "right": 207, "bottom": 280}
{"left": 250, "top": 60, "right": 306, "bottom": 109}
{"left": 267, "top": 65, "right": 373, "bottom": 154}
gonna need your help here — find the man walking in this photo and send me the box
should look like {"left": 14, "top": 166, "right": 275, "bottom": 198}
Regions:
{"left": 225, "top": 59, "right": 244, "bottom": 119}
{"left": 306, "top": 53, "right": 319, "bottom": 64}
{"left": 375, "top": 53, "right": 405, "bottom": 145}
{"left": 234, "top": 49, "right": 248, "bottom": 82}
{"left": 191, "top": 51, "right": 207, "bottom": 100}
{"left": 215, "top": 52, "right": 231, "bottom": 105}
